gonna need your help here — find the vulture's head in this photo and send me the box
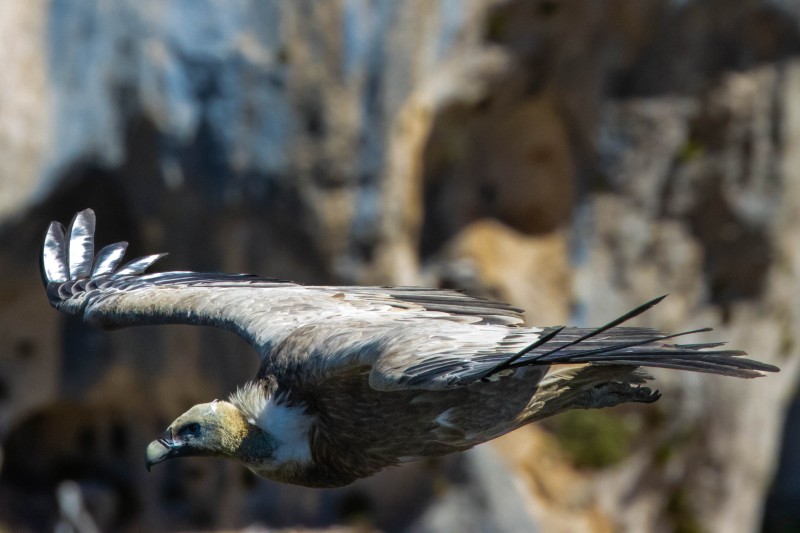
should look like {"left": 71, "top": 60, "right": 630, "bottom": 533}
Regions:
{"left": 145, "top": 400, "right": 270, "bottom": 470}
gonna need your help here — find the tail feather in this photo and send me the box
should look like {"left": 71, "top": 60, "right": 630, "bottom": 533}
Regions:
{"left": 529, "top": 327, "right": 713, "bottom": 363}
{"left": 481, "top": 298, "right": 780, "bottom": 381}
{"left": 525, "top": 336, "right": 778, "bottom": 378}
{"left": 674, "top": 342, "right": 727, "bottom": 350}
{"left": 589, "top": 359, "right": 761, "bottom": 378}
{"left": 529, "top": 295, "right": 668, "bottom": 363}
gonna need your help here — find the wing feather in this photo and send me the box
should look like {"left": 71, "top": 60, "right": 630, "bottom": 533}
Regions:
{"left": 42, "top": 210, "right": 777, "bottom": 389}
{"left": 42, "top": 210, "right": 529, "bottom": 364}
{"left": 66, "top": 209, "right": 95, "bottom": 280}
{"left": 42, "top": 222, "right": 68, "bottom": 284}
{"left": 91, "top": 242, "right": 129, "bottom": 277}
{"left": 112, "top": 253, "right": 169, "bottom": 277}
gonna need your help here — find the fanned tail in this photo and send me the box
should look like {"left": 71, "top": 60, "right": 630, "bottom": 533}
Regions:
{"left": 482, "top": 296, "right": 779, "bottom": 381}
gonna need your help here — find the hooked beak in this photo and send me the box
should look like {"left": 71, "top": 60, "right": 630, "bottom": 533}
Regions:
{"left": 145, "top": 429, "right": 185, "bottom": 471}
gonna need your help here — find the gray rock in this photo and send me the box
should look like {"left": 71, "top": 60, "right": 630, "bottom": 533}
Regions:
{"left": 1, "top": 1, "right": 799, "bottom": 532}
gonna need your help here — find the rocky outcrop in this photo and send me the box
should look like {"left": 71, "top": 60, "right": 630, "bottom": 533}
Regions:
{"left": 1, "top": 0, "right": 799, "bottom": 531}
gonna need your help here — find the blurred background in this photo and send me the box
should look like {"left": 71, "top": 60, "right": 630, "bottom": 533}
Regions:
{"left": 0, "top": 0, "right": 799, "bottom": 531}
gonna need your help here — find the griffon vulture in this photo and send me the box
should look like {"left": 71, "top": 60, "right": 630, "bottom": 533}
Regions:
{"left": 41, "top": 209, "right": 778, "bottom": 487}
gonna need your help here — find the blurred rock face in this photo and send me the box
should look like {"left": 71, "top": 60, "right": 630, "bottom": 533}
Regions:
{"left": 1, "top": 0, "right": 799, "bottom": 531}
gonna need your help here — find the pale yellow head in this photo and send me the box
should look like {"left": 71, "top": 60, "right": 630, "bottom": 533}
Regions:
{"left": 145, "top": 400, "right": 273, "bottom": 469}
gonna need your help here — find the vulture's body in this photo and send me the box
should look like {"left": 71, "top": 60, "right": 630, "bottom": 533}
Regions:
{"left": 41, "top": 210, "right": 778, "bottom": 487}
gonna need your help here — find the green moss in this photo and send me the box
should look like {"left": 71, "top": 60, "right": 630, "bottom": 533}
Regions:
{"left": 679, "top": 139, "right": 704, "bottom": 162}
{"left": 666, "top": 488, "right": 707, "bottom": 533}
{"left": 652, "top": 442, "right": 674, "bottom": 466}
{"left": 651, "top": 422, "right": 694, "bottom": 468}
{"left": 546, "top": 409, "right": 637, "bottom": 469}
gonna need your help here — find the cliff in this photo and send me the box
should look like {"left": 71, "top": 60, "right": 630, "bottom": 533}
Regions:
{"left": 0, "top": 1, "right": 798, "bottom": 531}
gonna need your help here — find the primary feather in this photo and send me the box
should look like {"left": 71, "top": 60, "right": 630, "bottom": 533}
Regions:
{"left": 41, "top": 209, "right": 779, "bottom": 487}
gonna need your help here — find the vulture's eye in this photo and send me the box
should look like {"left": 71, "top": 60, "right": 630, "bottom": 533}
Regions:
{"left": 181, "top": 423, "right": 201, "bottom": 436}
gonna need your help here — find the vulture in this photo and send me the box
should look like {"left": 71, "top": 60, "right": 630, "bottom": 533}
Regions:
{"left": 41, "top": 209, "right": 778, "bottom": 488}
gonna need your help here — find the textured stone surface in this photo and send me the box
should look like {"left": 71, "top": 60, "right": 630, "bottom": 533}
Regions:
{"left": 423, "top": 218, "right": 571, "bottom": 325}
{"left": 0, "top": 0, "right": 50, "bottom": 218}
{"left": 563, "top": 63, "right": 800, "bottom": 533}
{"left": 1, "top": 0, "right": 800, "bottom": 531}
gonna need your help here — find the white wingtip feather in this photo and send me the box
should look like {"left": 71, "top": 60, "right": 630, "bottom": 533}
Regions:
{"left": 112, "top": 253, "right": 168, "bottom": 277}
{"left": 66, "top": 209, "right": 96, "bottom": 280}
{"left": 91, "top": 242, "right": 129, "bottom": 277}
{"left": 42, "top": 221, "right": 68, "bottom": 284}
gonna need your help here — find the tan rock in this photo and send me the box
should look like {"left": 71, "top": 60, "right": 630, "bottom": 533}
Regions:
{"left": 0, "top": 0, "right": 50, "bottom": 219}
{"left": 427, "top": 218, "right": 571, "bottom": 325}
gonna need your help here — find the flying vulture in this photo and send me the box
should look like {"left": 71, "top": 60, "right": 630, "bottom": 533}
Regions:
{"left": 41, "top": 209, "right": 779, "bottom": 487}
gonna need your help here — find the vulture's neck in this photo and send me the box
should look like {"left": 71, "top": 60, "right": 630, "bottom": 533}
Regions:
{"left": 228, "top": 382, "right": 313, "bottom": 466}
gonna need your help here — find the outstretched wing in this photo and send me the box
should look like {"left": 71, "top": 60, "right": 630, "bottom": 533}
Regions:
{"left": 41, "top": 210, "right": 528, "bottom": 360}
{"left": 43, "top": 209, "right": 778, "bottom": 390}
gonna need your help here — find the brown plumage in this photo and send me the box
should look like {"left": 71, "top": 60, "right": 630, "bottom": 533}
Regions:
{"left": 42, "top": 210, "right": 779, "bottom": 487}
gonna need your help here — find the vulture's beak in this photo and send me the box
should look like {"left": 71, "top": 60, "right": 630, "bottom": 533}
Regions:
{"left": 145, "top": 430, "right": 185, "bottom": 471}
